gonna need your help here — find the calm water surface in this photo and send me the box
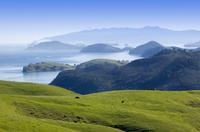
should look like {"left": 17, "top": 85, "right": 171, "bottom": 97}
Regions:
{"left": 0, "top": 51, "right": 140, "bottom": 84}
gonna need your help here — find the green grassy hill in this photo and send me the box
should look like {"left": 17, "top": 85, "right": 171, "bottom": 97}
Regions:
{"left": 0, "top": 81, "right": 76, "bottom": 96}
{"left": 0, "top": 81, "right": 200, "bottom": 132}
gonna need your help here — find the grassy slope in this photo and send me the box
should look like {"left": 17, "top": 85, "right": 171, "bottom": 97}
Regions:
{"left": 0, "top": 81, "right": 121, "bottom": 132}
{"left": 0, "top": 81, "right": 200, "bottom": 132}
{"left": 0, "top": 80, "right": 76, "bottom": 96}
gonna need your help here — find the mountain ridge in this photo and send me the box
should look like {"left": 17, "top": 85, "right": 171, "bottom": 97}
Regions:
{"left": 44, "top": 26, "right": 200, "bottom": 47}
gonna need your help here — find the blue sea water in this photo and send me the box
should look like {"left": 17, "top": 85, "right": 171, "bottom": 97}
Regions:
{"left": 0, "top": 51, "right": 140, "bottom": 84}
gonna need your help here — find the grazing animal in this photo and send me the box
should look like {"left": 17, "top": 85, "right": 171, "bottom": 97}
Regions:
{"left": 75, "top": 96, "right": 80, "bottom": 99}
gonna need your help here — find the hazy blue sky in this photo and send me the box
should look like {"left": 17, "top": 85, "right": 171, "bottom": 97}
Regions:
{"left": 0, "top": 0, "right": 200, "bottom": 44}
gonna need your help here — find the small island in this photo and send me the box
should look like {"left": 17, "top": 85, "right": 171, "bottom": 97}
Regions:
{"left": 23, "top": 62, "right": 75, "bottom": 73}
{"left": 26, "top": 41, "right": 80, "bottom": 52}
{"left": 80, "top": 43, "right": 122, "bottom": 53}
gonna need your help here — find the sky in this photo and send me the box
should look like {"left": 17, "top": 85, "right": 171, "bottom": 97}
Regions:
{"left": 0, "top": 0, "right": 200, "bottom": 44}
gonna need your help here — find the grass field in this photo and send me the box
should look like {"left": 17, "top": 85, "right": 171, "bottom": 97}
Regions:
{"left": 0, "top": 80, "right": 200, "bottom": 132}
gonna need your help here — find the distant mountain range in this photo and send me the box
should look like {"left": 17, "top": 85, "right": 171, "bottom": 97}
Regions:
{"left": 28, "top": 39, "right": 167, "bottom": 57}
{"left": 27, "top": 38, "right": 189, "bottom": 59}
{"left": 43, "top": 26, "right": 200, "bottom": 47}
{"left": 51, "top": 48, "right": 200, "bottom": 94}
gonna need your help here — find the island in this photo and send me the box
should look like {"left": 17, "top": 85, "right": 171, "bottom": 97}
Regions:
{"left": 23, "top": 62, "right": 75, "bottom": 73}
{"left": 80, "top": 43, "right": 122, "bottom": 53}
{"left": 26, "top": 40, "right": 80, "bottom": 52}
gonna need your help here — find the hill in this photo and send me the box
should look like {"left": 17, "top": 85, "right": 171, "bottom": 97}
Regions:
{"left": 51, "top": 59, "right": 128, "bottom": 94}
{"left": 27, "top": 41, "right": 79, "bottom": 51}
{"left": 129, "top": 41, "right": 165, "bottom": 57}
{"left": 46, "top": 26, "right": 200, "bottom": 47}
{"left": 51, "top": 49, "right": 200, "bottom": 94}
{"left": 0, "top": 80, "right": 200, "bottom": 131}
{"left": 23, "top": 62, "right": 75, "bottom": 73}
{"left": 76, "top": 59, "right": 128, "bottom": 70}
{"left": 80, "top": 43, "right": 122, "bottom": 53}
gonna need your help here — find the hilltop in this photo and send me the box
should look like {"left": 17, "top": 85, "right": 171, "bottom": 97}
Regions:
{"left": 76, "top": 59, "right": 128, "bottom": 70}
{"left": 129, "top": 41, "right": 165, "bottom": 57}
